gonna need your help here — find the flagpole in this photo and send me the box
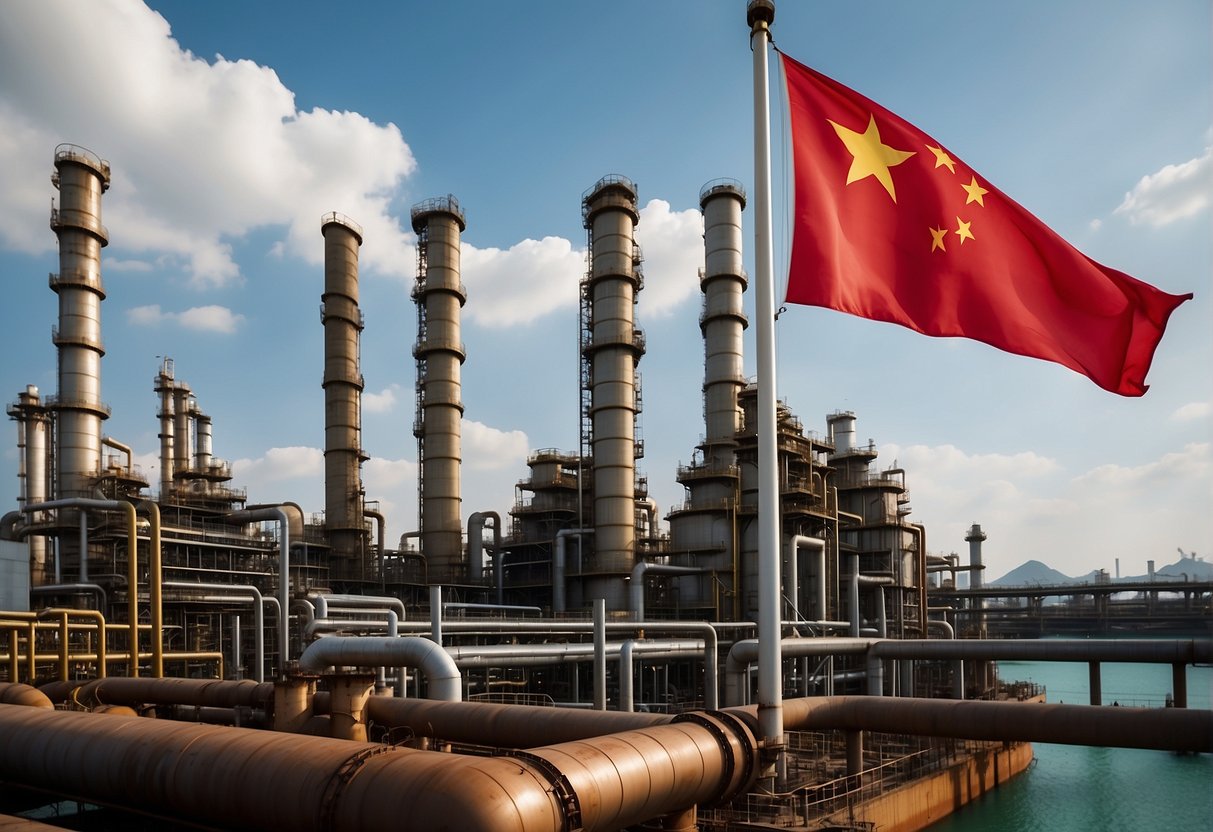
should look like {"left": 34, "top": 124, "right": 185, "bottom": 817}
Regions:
{"left": 746, "top": 0, "right": 783, "bottom": 770}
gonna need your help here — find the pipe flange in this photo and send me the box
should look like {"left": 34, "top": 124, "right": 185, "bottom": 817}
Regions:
{"left": 672, "top": 710, "right": 758, "bottom": 806}
{"left": 496, "top": 748, "right": 583, "bottom": 831}
{"left": 319, "top": 744, "right": 397, "bottom": 832}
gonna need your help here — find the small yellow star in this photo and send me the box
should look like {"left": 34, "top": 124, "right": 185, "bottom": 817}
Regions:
{"left": 930, "top": 226, "right": 948, "bottom": 252}
{"left": 962, "top": 176, "right": 989, "bottom": 206}
{"left": 927, "top": 145, "right": 956, "bottom": 174}
{"left": 829, "top": 114, "right": 916, "bottom": 202}
{"left": 955, "top": 217, "right": 974, "bottom": 244}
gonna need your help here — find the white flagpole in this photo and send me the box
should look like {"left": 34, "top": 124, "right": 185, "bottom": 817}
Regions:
{"left": 747, "top": 0, "right": 783, "bottom": 767}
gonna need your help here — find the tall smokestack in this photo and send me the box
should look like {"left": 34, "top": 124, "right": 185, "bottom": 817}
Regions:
{"left": 48, "top": 145, "right": 111, "bottom": 568}
{"left": 699, "top": 180, "right": 748, "bottom": 464}
{"left": 7, "top": 386, "right": 50, "bottom": 584}
{"left": 411, "top": 197, "right": 466, "bottom": 585}
{"left": 321, "top": 213, "right": 369, "bottom": 573}
{"left": 154, "top": 358, "right": 177, "bottom": 497}
{"left": 581, "top": 175, "right": 645, "bottom": 607}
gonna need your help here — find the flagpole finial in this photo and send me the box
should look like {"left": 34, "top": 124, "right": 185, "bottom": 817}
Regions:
{"left": 746, "top": 0, "right": 775, "bottom": 31}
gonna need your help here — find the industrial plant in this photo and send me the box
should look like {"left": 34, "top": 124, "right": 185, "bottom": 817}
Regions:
{"left": 1, "top": 145, "right": 1209, "bottom": 832}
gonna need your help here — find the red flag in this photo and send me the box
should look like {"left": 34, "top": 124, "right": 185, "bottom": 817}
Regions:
{"left": 779, "top": 52, "right": 1191, "bottom": 396}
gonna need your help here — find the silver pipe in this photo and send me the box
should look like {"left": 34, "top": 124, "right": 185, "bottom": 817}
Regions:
{"left": 443, "top": 603, "right": 542, "bottom": 616}
{"left": 429, "top": 585, "right": 442, "bottom": 646}
{"left": 225, "top": 507, "right": 289, "bottom": 676}
{"left": 29, "top": 583, "right": 107, "bottom": 611}
{"left": 748, "top": 0, "right": 782, "bottom": 757}
{"left": 466, "top": 511, "right": 500, "bottom": 583}
{"left": 628, "top": 561, "right": 705, "bottom": 621}
{"left": 163, "top": 581, "right": 264, "bottom": 683}
{"left": 310, "top": 593, "right": 405, "bottom": 621}
{"left": 299, "top": 636, "right": 461, "bottom": 701}
{"left": 553, "top": 528, "right": 593, "bottom": 614}
{"left": 787, "top": 535, "right": 825, "bottom": 623}
{"left": 726, "top": 637, "right": 875, "bottom": 706}
{"left": 594, "top": 598, "right": 606, "bottom": 710}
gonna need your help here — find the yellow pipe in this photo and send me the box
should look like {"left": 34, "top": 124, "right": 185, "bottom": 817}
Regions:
{"left": 41, "top": 608, "right": 107, "bottom": 680}
{"left": 140, "top": 501, "right": 163, "bottom": 678}
{"left": 58, "top": 611, "right": 69, "bottom": 681}
{"left": 7, "top": 630, "right": 16, "bottom": 682}
{"left": 118, "top": 501, "right": 138, "bottom": 678}
{"left": 26, "top": 621, "right": 36, "bottom": 682}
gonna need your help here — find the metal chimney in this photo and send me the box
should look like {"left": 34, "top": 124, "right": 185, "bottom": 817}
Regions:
{"left": 48, "top": 145, "right": 111, "bottom": 568}
{"left": 320, "top": 213, "right": 369, "bottom": 572}
{"left": 580, "top": 175, "right": 645, "bottom": 608}
{"left": 699, "top": 180, "right": 748, "bottom": 464}
{"left": 154, "top": 358, "right": 177, "bottom": 497}
{"left": 411, "top": 197, "right": 466, "bottom": 585}
{"left": 7, "top": 386, "right": 50, "bottom": 584}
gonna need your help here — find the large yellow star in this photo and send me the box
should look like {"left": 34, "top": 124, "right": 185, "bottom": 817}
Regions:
{"left": 927, "top": 145, "right": 956, "bottom": 174}
{"left": 954, "top": 217, "right": 974, "bottom": 244}
{"left": 930, "top": 226, "right": 948, "bottom": 252}
{"left": 962, "top": 176, "right": 989, "bottom": 206}
{"left": 829, "top": 114, "right": 916, "bottom": 202}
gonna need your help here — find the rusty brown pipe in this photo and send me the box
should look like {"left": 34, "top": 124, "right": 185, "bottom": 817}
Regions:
{"left": 0, "top": 702, "right": 761, "bottom": 831}
{"left": 366, "top": 697, "right": 673, "bottom": 747}
{"left": 0, "top": 682, "right": 53, "bottom": 708}
{"left": 729, "top": 695, "right": 1213, "bottom": 754}
{"left": 76, "top": 677, "right": 274, "bottom": 710}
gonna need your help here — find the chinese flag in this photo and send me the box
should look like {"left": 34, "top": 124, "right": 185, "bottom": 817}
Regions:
{"left": 780, "top": 52, "right": 1191, "bottom": 396}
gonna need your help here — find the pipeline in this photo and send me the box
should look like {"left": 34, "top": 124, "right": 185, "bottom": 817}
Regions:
{"left": 0, "top": 682, "right": 53, "bottom": 708}
{"left": 298, "top": 636, "right": 461, "bottom": 702}
{"left": 746, "top": 695, "right": 1213, "bottom": 754}
{"left": 75, "top": 677, "right": 274, "bottom": 710}
{"left": 0, "top": 702, "right": 758, "bottom": 832}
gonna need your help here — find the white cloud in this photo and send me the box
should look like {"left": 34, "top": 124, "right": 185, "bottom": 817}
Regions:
{"left": 1171, "top": 401, "right": 1211, "bottom": 423}
{"left": 635, "top": 199, "right": 704, "bottom": 317}
{"left": 1114, "top": 146, "right": 1212, "bottom": 227}
{"left": 461, "top": 236, "right": 583, "bottom": 327}
{"left": 363, "top": 384, "right": 401, "bottom": 414}
{"left": 463, "top": 420, "right": 530, "bottom": 471}
{"left": 458, "top": 198, "right": 702, "bottom": 329}
{"left": 126, "top": 303, "right": 245, "bottom": 334}
{"left": 232, "top": 446, "right": 325, "bottom": 483}
{"left": 1072, "top": 442, "right": 1210, "bottom": 489}
{"left": 0, "top": 1, "right": 416, "bottom": 288}
{"left": 103, "top": 258, "right": 153, "bottom": 273}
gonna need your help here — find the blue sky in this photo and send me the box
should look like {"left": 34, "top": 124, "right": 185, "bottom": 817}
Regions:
{"left": 0, "top": 0, "right": 1209, "bottom": 581}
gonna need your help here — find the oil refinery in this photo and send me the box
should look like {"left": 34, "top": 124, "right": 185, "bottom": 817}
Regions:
{"left": 0, "top": 144, "right": 1209, "bottom": 832}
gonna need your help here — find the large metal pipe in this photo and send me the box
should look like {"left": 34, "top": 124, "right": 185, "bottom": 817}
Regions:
{"left": 298, "top": 636, "right": 461, "bottom": 701}
{"left": 321, "top": 212, "right": 367, "bottom": 569}
{"left": 0, "top": 702, "right": 759, "bottom": 832}
{"left": 76, "top": 677, "right": 274, "bottom": 710}
{"left": 0, "top": 682, "right": 53, "bottom": 709}
{"left": 765, "top": 695, "right": 1213, "bottom": 754}
{"left": 581, "top": 175, "right": 644, "bottom": 606}
{"left": 47, "top": 146, "right": 110, "bottom": 550}
{"left": 226, "top": 507, "right": 289, "bottom": 675}
{"left": 411, "top": 196, "right": 467, "bottom": 585}
{"left": 466, "top": 510, "right": 500, "bottom": 583}
{"left": 365, "top": 697, "right": 671, "bottom": 748}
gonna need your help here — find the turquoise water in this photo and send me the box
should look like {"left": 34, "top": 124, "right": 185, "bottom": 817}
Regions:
{"left": 930, "top": 657, "right": 1213, "bottom": 831}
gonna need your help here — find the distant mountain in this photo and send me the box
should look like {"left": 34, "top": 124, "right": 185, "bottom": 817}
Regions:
{"left": 990, "top": 555, "right": 1211, "bottom": 586}
{"left": 990, "top": 560, "right": 1075, "bottom": 586}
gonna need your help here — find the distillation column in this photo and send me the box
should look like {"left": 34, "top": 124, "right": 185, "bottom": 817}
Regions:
{"left": 411, "top": 198, "right": 467, "bottom": 585}
{"left": 154, "top": 359, "right": 177, "bottom": 498}
{"left": 7, "top": 386, "right": 51, "bottom": 584}
{"left": 321, "top": 213, "right": 369, "bottom": 574}
{"left": 48, "top": 145, "right": 112, "bottom": 571}
{"left": 668, "top": 180, "right": 748, "bottom": 616}
{"left": 581, "top": 176, "right": 645, "bottom": 608}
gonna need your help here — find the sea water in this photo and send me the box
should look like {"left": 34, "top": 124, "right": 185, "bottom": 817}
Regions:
{"left": 929, "top": 656, "right": 1213, "bottom": 831}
